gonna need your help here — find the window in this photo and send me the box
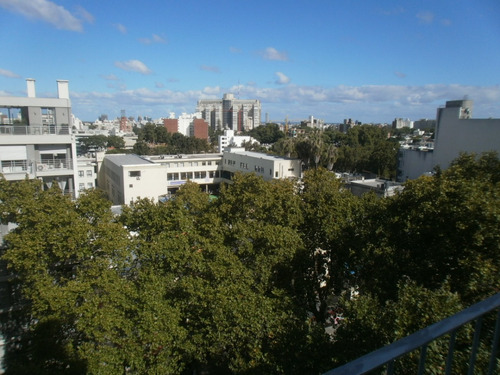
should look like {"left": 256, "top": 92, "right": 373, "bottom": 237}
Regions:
{"left": 207, "top": 161, "right": 212, "bottom": 166}
{"left": 86, "top": 170, "right": 92, "bottom": 177}
{"left": 88, "top": 182, "right": 93, "bottom": 188}
{"left": 192, "top": 161, "right": 198, "bottom": 166}
{"left": 129, "top": 171, "right": 141, "bottom": 177}
{"left": 129, "top": 184, "right": 133, "bottom": 188}
{"left": 79, "top": 183, "right": 85, "bottom": 190}
{"left": 202, "top": 161, "right": 206, "bottom": 166}
{"left": 181, "top": 172, "right": 188, "bottom": 180}
{"left": 194, "top": 171, "right": 201, "bottom": 179}
{"left": 78, "top": 170, "right": 84, "bottom": 177}
{"left": 275, "top": 171, "right": 278, "bottom": 178}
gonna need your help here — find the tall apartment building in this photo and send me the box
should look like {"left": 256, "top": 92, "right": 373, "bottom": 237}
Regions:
{"left": 0, "top": 79, "right": 79, "bottom": 242}
{"left": 163, "top": 113, "right": 209, "bottom": 140}
{"left": 197, "top": 93, "right": 261, "bottom": 132}
{"left": 0, "top": 79, "right": 78, "bottom": 192}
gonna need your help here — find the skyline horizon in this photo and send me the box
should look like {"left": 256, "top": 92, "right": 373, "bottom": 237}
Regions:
{"left": 1, "top": 0, "right": 499, "bottom": 123}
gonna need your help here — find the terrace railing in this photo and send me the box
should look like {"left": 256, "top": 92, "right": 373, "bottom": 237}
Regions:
{"left": 0, "top": 124, "right": 70, "bottom": 136}
{"left": 324, "top": 292, "right": 500, "bottom": 375}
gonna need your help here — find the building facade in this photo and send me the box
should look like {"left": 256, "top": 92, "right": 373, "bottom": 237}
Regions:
{"left": 397, "top": 99, "right": 500, "bottom": 181}
{"left": 0, "top": 79, "right": 78, "bottom": 196}
{"left": 197, "top": 93, "right": 261, "bottom": 131}
{"left": 98, "top": 148, "right": 301, "bottom": 205}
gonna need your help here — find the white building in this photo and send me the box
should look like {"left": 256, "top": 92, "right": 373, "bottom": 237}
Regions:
{"left": 218, "top": 129, "right": 258, "bottom": 152}
{"left": 98, "top": 149, "right": 301, "bottom": 205}
{"left": 398, "top": 99, "right": 500, "bottom": 181}
{"left": 0, "top": 79, "right": 79, "bottom": 196}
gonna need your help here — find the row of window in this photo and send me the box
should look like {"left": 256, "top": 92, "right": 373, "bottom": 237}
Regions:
{"left": 167, "top": 170, "right": 221, "bottom": 181}
{"left": 78, "top": 170, "right": 94, "bottom": 177}
{"left": 163, "top": 160, "right": 219, "bottom": 168}
{"left": 79, "top": 182, "right": 94, "bottom": 190}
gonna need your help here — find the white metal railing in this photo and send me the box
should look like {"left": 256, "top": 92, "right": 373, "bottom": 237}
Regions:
{"left": 0, "top": 160, "right": 30, "bottom": 174}
{"left": 324, "top": 293, "right": 500, "bottom": 375}
{"left": 0, "top": 125, "right": 70, "bottom": 135}
{"left": 35, "top": 159, "right": 73, "bottom": 172}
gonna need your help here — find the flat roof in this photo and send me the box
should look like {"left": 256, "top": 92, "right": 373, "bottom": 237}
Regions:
{"left": 105, "top": 154, "right": 154, "bottom": 167}
{"left": 226, "top": 149, "right": 295, "bottom": 161}
{"left": 148, "top": 153, "right": 222, "bottom": 161}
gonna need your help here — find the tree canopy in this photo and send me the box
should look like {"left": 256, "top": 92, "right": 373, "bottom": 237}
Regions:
{"left": 1, "top": 152, "right": 499, "bottom": 374}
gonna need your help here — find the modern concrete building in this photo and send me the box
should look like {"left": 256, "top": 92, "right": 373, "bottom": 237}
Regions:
{"left": 397, "top": 99, "right": 500, "bottom": 181}
{"left": 197, "top": 93, "right": 261, "bottom": 131}
{"left": 346, "top": 178, "right": 403, "bottom": 198}
{"left": 98, "top": 148, "right": 301, "bottom": 205}
{"left": 0, "top": 79, "right": 78, "bottom": 196}
{"left": 218, "top": 129, "right": 258, "bottom": 152}
{"left": 163, "top": 113, "right": 209, "bottom": 139}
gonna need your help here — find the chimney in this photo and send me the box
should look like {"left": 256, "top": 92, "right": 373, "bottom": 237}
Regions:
{"left": 57, "top": 80, "right": 69, "bottom": 99}
{"left": 26, "top": 78, "right": 36, "bottom": 98}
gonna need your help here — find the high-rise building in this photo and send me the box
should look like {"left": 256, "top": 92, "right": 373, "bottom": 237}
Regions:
{"left": 197, "top": 93, "right": 261, "bottom": 131}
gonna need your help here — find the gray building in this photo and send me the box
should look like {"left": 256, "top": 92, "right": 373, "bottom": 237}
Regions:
{"left": 197, "top": 93, "right": 261, "bottom": 131}
{"left": 397, "top": 99, "right": 500, "bottom": 181}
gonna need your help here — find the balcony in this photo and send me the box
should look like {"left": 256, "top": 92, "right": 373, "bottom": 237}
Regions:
{"left": 1, "top": 160, "right": 31, "bottom": 175}
{"left": 323, "top": 293, "right": 500, "bottom": 375}
{"left": 35, "top": 158, "right": 73, "bottom": 174}
{"left": 0, "top": 124, "right": 70, "bottom": 136}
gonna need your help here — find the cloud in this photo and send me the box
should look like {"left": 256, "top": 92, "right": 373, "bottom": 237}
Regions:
{"left": 200, "top": 65, "right": 220, "bottom": 73}
{"left": 155, "top": 82, "right": 165, "bottom": 88}
{"left": 260, "top": 47, "right": 289, "bottom": 61}
{"left": 416, "top": 11, "right": 435, "bottom": 24}
{"left": 0, "top": 68, "right": 21, "bottom": 78}
{"left": 229, "top": 46, "right": 242, "bottom": 54}
{"left": 75, "top": 5, "right": 94, "bottom": 24}
{"left": 69, "top": 83, "right": 500, "bottom": 123}
{"left": 114, "top": 60, "right": 152, "bottom": 75}
{"left": 0, "top": 0, "right": 92, "bottom": 31}
{"left": 114, "top": 23, "right": 127, "bottom": 34}
{"left": 394, "top": 71, "right": 407, "bottom": 78}
{"left": 275, "top": 72, "right": 290, "bottom": 85}
{"left": 102, "top": 74, "right": 119, "bottom": 81}
{"left": 139, "top": 34, "right": 167, "bottom": 44}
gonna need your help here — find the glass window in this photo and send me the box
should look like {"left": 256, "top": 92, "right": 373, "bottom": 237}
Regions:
{"left": 79, "top": 183, "right": 85, "bottom": 190}
{"left": 78, "top": 170, "right": 84, "bottom": 177}
{"left": 86, "top": 170, "right": 92, "bottom": 176}
{"left": 88, "top": 182, "right": 93, "bottom": 188}
{"left": 129, "top": 171, "right": 141, "bottom": 177}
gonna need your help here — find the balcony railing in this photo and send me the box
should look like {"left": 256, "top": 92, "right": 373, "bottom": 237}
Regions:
{"left": 324, "top": 292, "right": 500, "bottom": 375}
{"left": 1, "top": 160, "right": 31, "bottom": 174}
{"left": 0, "top": 124, "right": 70, "bottom": 136}
{"left": 36, "top": 158, "right": 73, "bottom": 172}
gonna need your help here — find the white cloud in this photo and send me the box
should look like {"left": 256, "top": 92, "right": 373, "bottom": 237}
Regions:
{"left": 114, "top": 23, "right": 127, "bottom": 34}
{"left": 0, "top": 68, "right": 20, "bottom": 78}
{"left": 0, "top": 0, "right": 91, "bottom": 31}
{"left": 69, "top": 83, "right": 500, "bottom": 123}
{"left": 155, "top": 82, "right": 164, "bottom": 88}
{"left": 416, "top": 11, "right": 435, "bottom": 24}
{"left": 200, "top": 65, "right": 220, "bottom": 73}
{"left": 102, "top": 74, "right": 119, "bottom": 81}
{"left": 114, "top": 60, "right": 152, "bottom": 75}
{"left": 394, "top": 71, "right": 407, "bottom": 78}
{"left": 229, "top": 46, "right": 242, "bottom": 54}
{"left": 260, "top": 47, "right": 289, "bottom": 61}
{"left": 139, "top": 33, "right": 167, "bottom": 44}
{"left": 275, "top": 72, "right": 290, "bottom": 84}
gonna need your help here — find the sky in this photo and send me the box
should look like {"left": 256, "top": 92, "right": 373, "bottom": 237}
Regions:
{"left": 0, "top": 0, "right": 499, "bottom": 123}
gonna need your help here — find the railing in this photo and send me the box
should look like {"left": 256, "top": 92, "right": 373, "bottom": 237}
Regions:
{"left": 35, "top": 158, "right": 73, "bottom": 171}
{"left": 0, "top": 160, "right": 30, "bottom": 174}
{"left": 324, "top": 292, "right": 500, "bottom": 375}
{"left": 0, "top": 124, "right": 70, "bottom": 135}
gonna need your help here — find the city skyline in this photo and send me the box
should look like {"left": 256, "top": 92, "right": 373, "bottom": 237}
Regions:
{"left": 0, "top": 0, "right": 499, "bottom": 123}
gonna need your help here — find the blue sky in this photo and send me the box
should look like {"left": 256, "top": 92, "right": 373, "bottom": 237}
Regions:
{"left": 1, "top": 0, "right": 499, "bottom": 123}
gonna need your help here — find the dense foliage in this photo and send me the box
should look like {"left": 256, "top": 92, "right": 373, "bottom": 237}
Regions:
{"left": 273, "top": 125, "right": 398, "bottom": 178}
{"left": 134, "top": 123, "right": 214, "bottom": 155}
{"left": 1, "top": 152, "right": 499, "bottom": 374}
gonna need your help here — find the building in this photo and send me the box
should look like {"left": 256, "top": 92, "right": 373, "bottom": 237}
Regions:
{"left": 301, "top": 116, "right": 325, "bottom": 129}
{"left": 197, "top": 93, "right": 261, "bottom": 131}
{"left": 346, "top": 178, "right": 403, "bottom": 198}
{"left": 218, "top": 129, "right": 258, "bottom": 152}
{"left": 392, "top": 118, "right": 413, "bottom": 129}
{"left": 0, "top": 79, "right": 78, "bottom": 196}
{"left": 163, "top": 113, "right": 209, "bottom": 140}
{"left": 98, "top": 148, "right": 301, "bottom": 205}
{"left": 397, "top": 99, "right": 500, "bottom": 181}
